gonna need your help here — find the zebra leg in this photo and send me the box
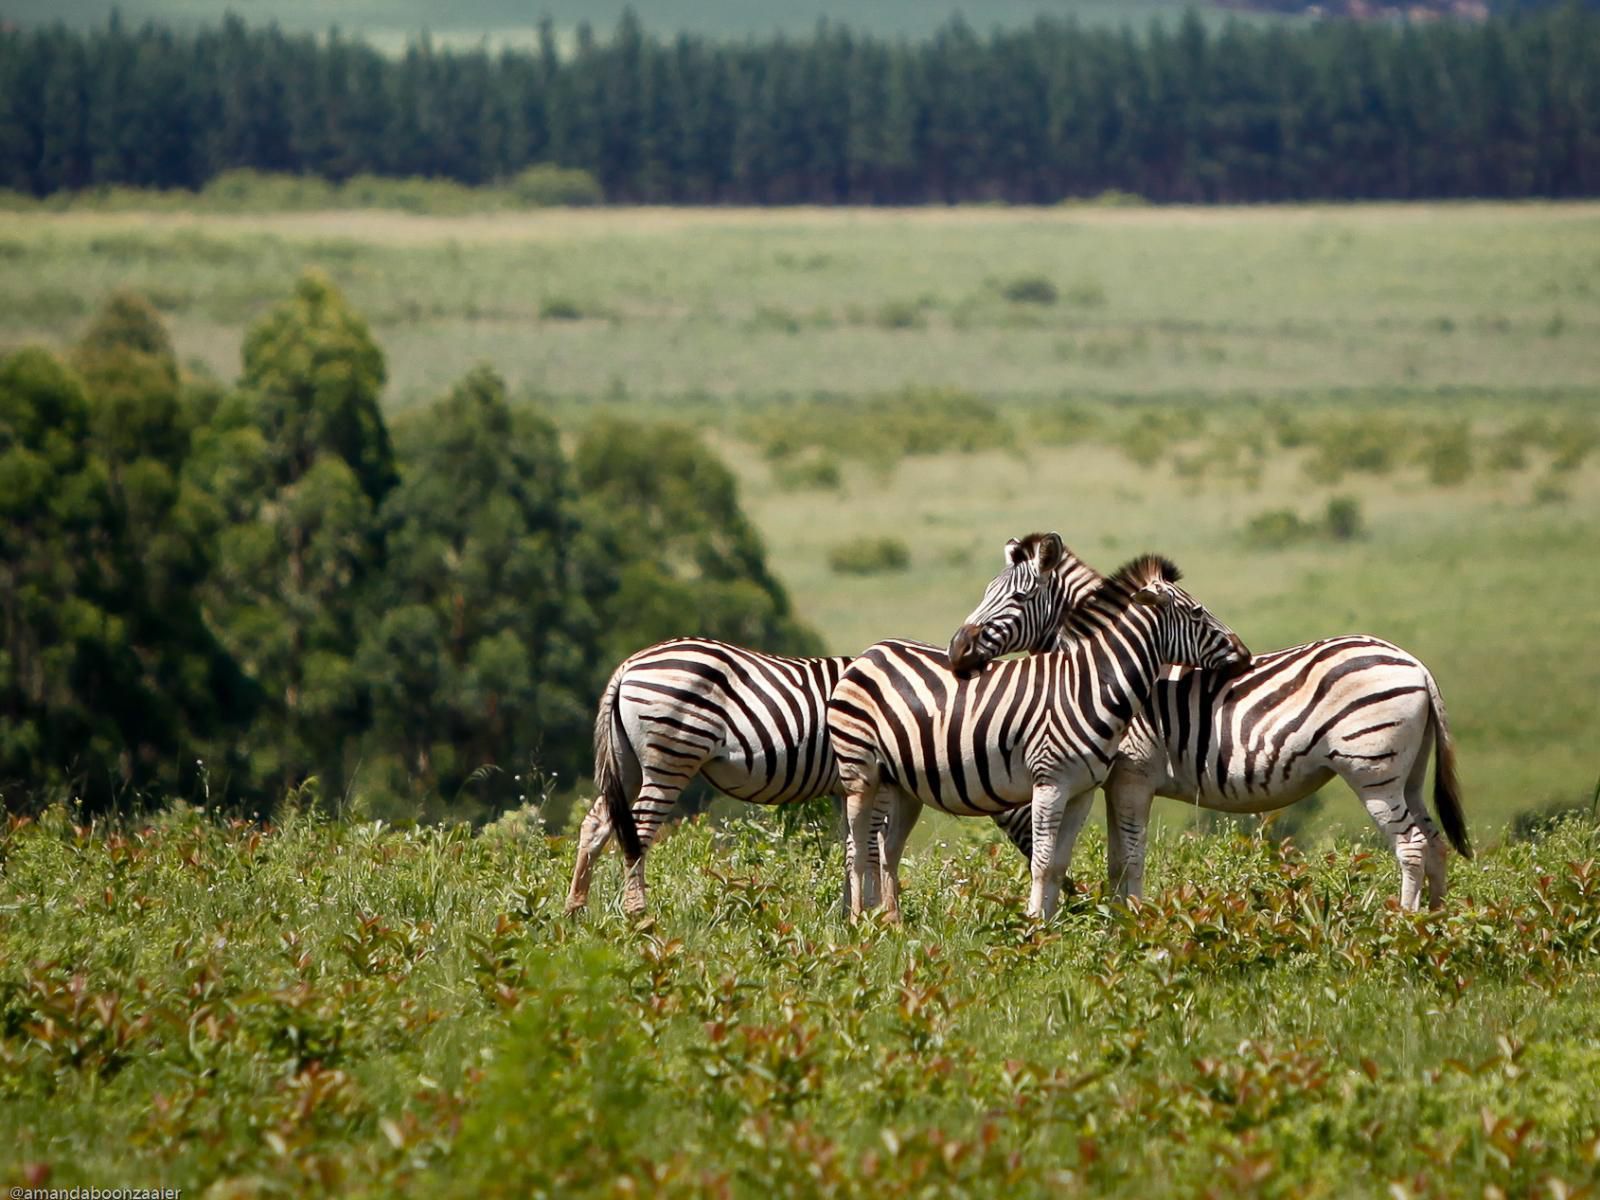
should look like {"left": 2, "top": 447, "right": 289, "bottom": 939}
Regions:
{"left": 843, "top": 781, "right": 884, "bottom": 921}
{"left": 992, "top": 806, "right": 1033, "bottom": 863}
{"left": 832, "top": 800, "right": 883, "bottom": 908}
{"left": 879, "top": 791, "right": 922, "bottom": 924}
{"left": 1356, "top": 782, "right": 1428, "bottom": 911}
{"left": 564, "top": 796, "right": 613, "bottom": 913}
{"left": 1029, "top": 780, "right": 1093, "bottom": 919}
{"left": 621, "top": 774, "right": 695, "bottom": 916}
{"left": 1401, "top": 729, "right": 1450, "bottom": 909}
{"left": 1105, "top": 772, "right": 1156, "bottom": 900}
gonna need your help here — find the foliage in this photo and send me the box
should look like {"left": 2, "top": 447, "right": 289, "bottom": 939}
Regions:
{"left": 755, "top": 387, "right": 1013, "bottom": 464}
{"left": 771, "top": 453, "right": 843, "bottom": 491}
{"left": 999, "top": 275, "right": 1058, "bottom": 306}
{"left": 241, "top": 271, "right": 396, "bottom": 503}
{"left": 1322, "top": 495, "right": 1365, "bottom": 541}
{"left": 2, "top": 275, "right": 812, "bottom": 815}
{"left": 2, "top": 808, "right": 1599, "bottom": 1195}
{"left": 1418, "top": 421, "right": 1475, "bottom": 485}
{"left": 1114, "top": 407, "right": 1206, "bottom": 468}
{"left": 1244, "top": 496, "right": 1366, "bottom": 549}
{"left": 0, "top": 293, "right": 254, "bottom": 808}
{"left": 573, "top": 417, "right": 824, "bottom": 665}
{"left": 361, "top": 367, "right": 595, "bottom": 813}
{"left": 1242, "top": 508, "right": 1313, "bottom": 550}
{"left": 827, "top": 536, "right": 912, "bottom": 576}
{"left": 5, "top": 9, "right": 1600, "bottom": 203}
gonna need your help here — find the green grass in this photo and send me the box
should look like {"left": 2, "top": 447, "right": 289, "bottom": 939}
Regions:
{"left": 3, "top": 205, "right": 1595, "bottom": 409}
{"left": 3, "top": 203, "right": 1598, "bottom": 837}
{"left": 1, "top": 805, "right": 1597, "bottom": 1195}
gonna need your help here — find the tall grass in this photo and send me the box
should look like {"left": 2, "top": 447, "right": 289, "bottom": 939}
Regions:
{"left": 1, "top": 805, "right": 1597, "bottom": 1195}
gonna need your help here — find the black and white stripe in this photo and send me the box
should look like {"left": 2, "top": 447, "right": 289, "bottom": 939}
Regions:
{"left": 826, "top": 555, "right": 1250, "bottom": 920}
{"left": 962, "top": 555, "right": 1473, "bottom": 911}
{"left": 571, "top": 535, "right": 1106, "bottom": 915}
{"left": 1100, "top": 637, "right": 1470, "bottom": 910}
{"left": 566, "top": 639, "right": 850, "bottom": 914}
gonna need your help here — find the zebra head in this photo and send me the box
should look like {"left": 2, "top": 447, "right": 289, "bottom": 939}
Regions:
{"left": 947, "top": 531, "right": 1102, "bottom": 676}
{"left": 1122, "top": 558, "right": 1251, "bottom": 672}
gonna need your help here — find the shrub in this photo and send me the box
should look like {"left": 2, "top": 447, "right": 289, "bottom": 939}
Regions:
{"left": 1029, "top": 403, "right": 1101, "bottom": 446}
{"left": 875, "top": 299, "right": 926, "bottom": 330}
{"left": 827, "top": 535, "right": 910, "bottom": 576}
{"left": 200, "top": 168, "right": 337, "bottom": 211}
{"left": 1303, "top": 416, "right": 1410, "bottom": 483}
{"left": 1244, "top": 509, "right": 1313, "bottom": 549}
{"left": 504, "top": 164, "right": 603, "bottom": 207}
{"left": 749, "top": 387, "right": 1012, "bottom": 464}
{"left": 772, "top": 455, "right": 842, "bottom": 491}
{"left": 1532, "top": 475, "right": 1570, "bottom": 506}
{"left": 1000, "top": 275, "right": 1058, "bottom": 306}
{"left": 539, "top": 296, "right": 587, "bottom": 321}
{"left": 1115, "top": 408, "right": 1203, "bottom": 467}
{"left": 1323, "top": 495, "right": 1364, "bottom": 540}
{"left": 1549, "top": 416, "right": 1598, "bottom": 473}
{"left": 1418, "top": 422, "right": 1474, "bottom": 485}
{"left": 748, "top": 305, "right": 802, "bottom": 334}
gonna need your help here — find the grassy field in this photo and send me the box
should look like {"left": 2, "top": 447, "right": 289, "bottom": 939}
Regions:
{"left": 4, "top": 202, "right": 1598, "bottom": 838}
{"left": 5, "top": 205, "right": 1596, "bottom": 408}
{"left": 3, "top": 202, "right": 1600, "bottom": 1196}
{"left": 3, "top": 0, "right": 1233, "bottom": 42}
{"left": 2, "top": 805, "right": 1598, "bottom": 1195}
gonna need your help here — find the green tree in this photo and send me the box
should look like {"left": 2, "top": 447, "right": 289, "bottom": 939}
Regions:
{"left": 358, "top": 366, "right": 594, "bottom": 812}
{"left": 241, "top": 270, "right": 396, "bottom": 504}
{"left": 572, "top": 417, "right": 823, "bottom": 668}
{"left": 206, "top": 273, "right": 394, "bottom": 801}
{"left": 70, "top": 293, "right": 256, "bottom": 803}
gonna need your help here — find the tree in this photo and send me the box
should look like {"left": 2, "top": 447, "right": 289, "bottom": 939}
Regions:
{"left": 206, "top": 272, "right": 395, "bottom": 801}
{"left": 572, "top": 417, "right": 823, "bottom": 669}
{"left": 359, "top": 366, "right": 594, "bottom": 812}
{"left": 70, "top": 293, "right": 257, "bottom": 803}
{"left": 241, "top": 270, "right": 396, "bottom": 504}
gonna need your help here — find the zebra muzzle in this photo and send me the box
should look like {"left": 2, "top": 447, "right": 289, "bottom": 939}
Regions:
{"left": 947, "top": 624, "right": 988, "bottom": 677}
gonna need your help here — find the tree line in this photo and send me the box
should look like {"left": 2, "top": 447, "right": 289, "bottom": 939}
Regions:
{"left": 0, "top": 279, "right": 819, "bottom": 817}
{"left": 2, "top": 5, "right": 1599, "bottom": 204}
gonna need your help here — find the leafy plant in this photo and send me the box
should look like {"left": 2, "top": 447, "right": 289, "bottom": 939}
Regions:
{"left": 999, "top": 275, "right": 1058, "bottom": 306}
{"left": 827, "top": 535, "right": 910, "bottom": 576}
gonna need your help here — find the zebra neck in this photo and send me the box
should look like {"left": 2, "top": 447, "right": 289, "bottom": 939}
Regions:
{"left": 1063, "top": 605, "right": 1164, "bottom": 722}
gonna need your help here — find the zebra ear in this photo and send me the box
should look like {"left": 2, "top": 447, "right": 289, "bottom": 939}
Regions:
{"left": 1131, "top": 584, "right": 1172, "bottom": 608}
{"left": 1035, "top": 532, "right": 1064, "bottom": 573}
{"left": 1006, "top": 538, "right": 1025, "bottom": 566}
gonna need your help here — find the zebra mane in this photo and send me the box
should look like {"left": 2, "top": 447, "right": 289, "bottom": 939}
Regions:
{"left": 1060, "top": 553, "right": 1182, "bottom": 638}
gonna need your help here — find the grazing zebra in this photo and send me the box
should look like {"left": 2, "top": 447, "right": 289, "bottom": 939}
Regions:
{"left": 569, "top": 530, "right": 1104, "bottom": 916}
{"left": 957, "top": 560, "right": 1473, "bottom": 912}
{"left": 826, "top": 555, "right": 1250, "bottom": 920}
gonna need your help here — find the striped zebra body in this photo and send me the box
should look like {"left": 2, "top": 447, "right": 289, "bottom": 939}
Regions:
{"left": 573, "top": 533, "right": 1106, "bottom": 916}
{"left": 565, "top": 639, "right": 850, "bottom": 914}
{"left": 969, "top": 603, "right": 1473, "bottom": 911}
{"left": 828, "top": 556, "right": 1249, "bottom": 920}
{"left": 1099, "top": 635, "right": 1470, "bottom": 910}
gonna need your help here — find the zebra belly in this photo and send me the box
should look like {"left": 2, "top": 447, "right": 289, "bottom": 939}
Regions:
{"left": 1159, "top": 755, "right": 1336, "bottom": 814}
{"left": 701, "top": 749, "right": 840, "bottom": 806}
{"left": 899, "top": 750, "right": 1037, "bottom": 817}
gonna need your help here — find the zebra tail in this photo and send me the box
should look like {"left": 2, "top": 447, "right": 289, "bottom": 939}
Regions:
{"left": 1425, "top": 669, "right": 1472, "bottom": 860}
{"left": 594, "top": 663, "right": 643, "bottom": 864}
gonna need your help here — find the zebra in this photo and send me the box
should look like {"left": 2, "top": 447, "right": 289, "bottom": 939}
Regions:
{"left": 825, "top": 554, "right": 1250, "bottom": 921}
{"left": 956, "top": 552, "right": 1473, "bottom": 912}
{"left": 568, "top": 531, "right": 1104, "bottom": 916}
